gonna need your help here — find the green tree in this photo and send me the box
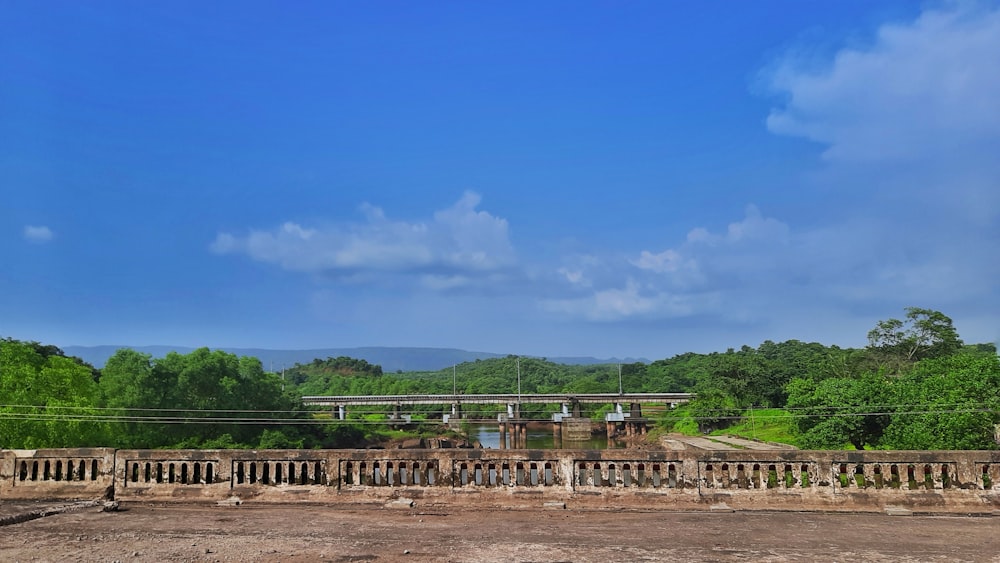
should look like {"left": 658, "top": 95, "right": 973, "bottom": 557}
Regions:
{"left": 881, "top": 353, "right": 1000, "bottom": 450}
{"left": 867, "top": 307, "right": 963, "bottom": 372}
{"left": 786, "top": 373, "right": 892, "bottom": 450}
{"left": 687, "top": 387, "right": 742, "bottom": 433}
{"left": 100, "top": 348, "right": 170, "bottom": 447}
{"left": 0, "top": 339, "right": 107, "bottom": 448}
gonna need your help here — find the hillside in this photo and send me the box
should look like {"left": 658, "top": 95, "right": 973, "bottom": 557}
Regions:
{"left": 63, "top": 345, "right": 647, "bottom": 371}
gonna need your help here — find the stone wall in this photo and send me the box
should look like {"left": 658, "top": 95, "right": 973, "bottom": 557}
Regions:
{"left": 3, "top": 448, "right": 999, "bottom": 513}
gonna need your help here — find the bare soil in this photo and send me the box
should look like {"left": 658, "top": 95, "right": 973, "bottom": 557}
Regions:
{"left": 2, "top": 501, "right": 998, "bottom": 562}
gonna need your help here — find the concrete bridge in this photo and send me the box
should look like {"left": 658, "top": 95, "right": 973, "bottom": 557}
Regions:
{"left": 301, "top": 392, "right": 695, "bottom": 447}
{"left": 301, "top": 393, "right": 694, "bottom": 408}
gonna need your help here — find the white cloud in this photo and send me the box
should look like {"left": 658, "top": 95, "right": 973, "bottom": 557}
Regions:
{"left": 23, "top": 225, "right": 54, "bottom": 243}
{"left": 631, "top": 249, "right": 683, "bottom": 274}
{"left": 543, "top": 279, "right": 706, "bottom": 322}
{"left": 557, "top": 268, "right": 587, "bottom": 286}
{"left": 211, "top": 191, "right": 516, "bottom": 281}
{"left": 765, "top": 3, "right": 1000, "bottom": 162}
{"left": 546, "top": 205, "right": 798, "bottom": 321}
{"left": 547, "top": 4, "right": 999, "bottom": 337}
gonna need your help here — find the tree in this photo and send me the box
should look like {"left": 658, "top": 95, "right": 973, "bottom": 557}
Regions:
{"left": 0, "top": 339, "right": 107, "bottom": 448}
{"left": 687, "top": 387, "right": 742, "bottom": 433}
{"left": 786, "top": 373, "right": 892, "bottom": 450}
{"left": 101, "top": 348, "right": 174, "bottom": 447}
{"left": 866, "top": 307, "right": 963, "bottom": 372}
{"left": 881, "top": 353, "right": 1000, "bottom": 450}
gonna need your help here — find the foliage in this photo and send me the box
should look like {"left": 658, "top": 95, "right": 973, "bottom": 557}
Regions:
{"left": 880, "top": 354, "right": 1000, "bottom": 450}
{"left": 786, "top": 373, "right": 892, "bottom": 450}
{"left": 1, "top": 306, "right": 995, "bottom": 451}
{"left": 100, "top": 347, "right": 301, "bottom": 448}
{"left": 783, "top": 308, "right": 997, "bottom": 450}
{"left": 686, "top": 388, "right": 742, "bottom": 433}
{"left": 655, "top": 404, "right": 700, "bottom": 435}
{"left": 287, "top": 356, "right": 383, "bottom": 387}
{"left": 0, "top": 338, "right": 108, "bottom": 448}
{"left": 710, "top": 408, "right": 800, "bottom": 447}
{"left": 866, "top": 307, "right": 963, "bottom": 373}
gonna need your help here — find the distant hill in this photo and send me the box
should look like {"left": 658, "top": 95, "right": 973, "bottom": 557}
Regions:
{"left": 63, "top": 345, "right": 648, "bottom": 372}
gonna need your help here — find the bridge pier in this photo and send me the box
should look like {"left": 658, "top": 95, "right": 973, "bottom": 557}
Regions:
{"left": 511, "top": 421, "right": 526, "bottom": 448}
{"left": 388, "top": 404, "right": 411, "bottom": 426}
{"left": 624, "top": 402, "right": 649, "bottom": 437}
{"left": 498, "top": 417, "right": 507, "bottom": 449}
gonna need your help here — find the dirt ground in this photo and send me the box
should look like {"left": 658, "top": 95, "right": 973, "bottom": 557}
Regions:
{"left": 2, "top": 501, "right": 999, "bottom": 562}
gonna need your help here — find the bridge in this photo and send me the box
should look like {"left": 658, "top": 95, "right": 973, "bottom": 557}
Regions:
{"left": 302, "top": 392, "right": 695, "bottom": 447}
{"left": 301, "top": 392, "right": 694, "bottom": 408}
{"left": 301, "top": 392, "right": 694, "bottom": 422}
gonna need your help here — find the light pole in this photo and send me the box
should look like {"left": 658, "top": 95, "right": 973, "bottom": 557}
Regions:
{"left": 618, "top": 363, "right": 623, "bottom": 395}
{"left": 453, "top": 364, "right": 457, "bottom": 395}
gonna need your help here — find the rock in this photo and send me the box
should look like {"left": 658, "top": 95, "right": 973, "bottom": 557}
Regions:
{"left": 543, "top": 502, "right": 566, "bottom": 510}
{"left": 399, "top": 438, "right": 424, "bottom": 449}
{"left": 386, "top": 498, "right": 416, "bottom": 509}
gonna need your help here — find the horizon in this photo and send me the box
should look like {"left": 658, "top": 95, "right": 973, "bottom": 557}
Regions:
{"left": 3, "top": 2, "right": 998, "bottom": 359}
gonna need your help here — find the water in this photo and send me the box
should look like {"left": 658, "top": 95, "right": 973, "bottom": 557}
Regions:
{"left": 466, "top": 423, "right": 620, "bottom": 450}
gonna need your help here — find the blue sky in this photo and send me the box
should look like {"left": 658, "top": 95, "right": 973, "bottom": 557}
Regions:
{"left": 2, "top": 1, "right": 998, "bottom": 359}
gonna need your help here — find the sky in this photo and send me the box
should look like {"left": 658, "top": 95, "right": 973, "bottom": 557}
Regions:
{"left": 2, "top": 1, "right": 998, "bottom": 360}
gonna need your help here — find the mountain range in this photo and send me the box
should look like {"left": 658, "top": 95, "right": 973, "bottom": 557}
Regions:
{"left": 63, "top": 345, "right": 649, "bottom": 372}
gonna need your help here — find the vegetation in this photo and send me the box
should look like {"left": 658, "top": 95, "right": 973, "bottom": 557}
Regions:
{"left": 711, "top": 408, "right": 800, "bottom": 447}
{"left": 2, "top": 308, "right": 998, "bottom": 450}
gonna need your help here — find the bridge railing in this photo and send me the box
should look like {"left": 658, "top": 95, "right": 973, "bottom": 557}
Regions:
{"left": 4, "top": 448, "right": 999, "bottom": 512}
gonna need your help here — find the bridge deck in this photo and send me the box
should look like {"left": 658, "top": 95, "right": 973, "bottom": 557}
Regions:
{"left": 301, "top": 392, "right": 693, "bottom": 406}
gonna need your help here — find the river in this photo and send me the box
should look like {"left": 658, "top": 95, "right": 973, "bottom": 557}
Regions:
{"left": 465, "top": 422, "right": 621, "bottom": 449}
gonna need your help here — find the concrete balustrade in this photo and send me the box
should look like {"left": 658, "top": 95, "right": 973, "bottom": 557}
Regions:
{"left": 0, "top": 448, "right": 116, "bottom": 500}
{"left": 2, "top": 448, "right": 998, "bottom": 513}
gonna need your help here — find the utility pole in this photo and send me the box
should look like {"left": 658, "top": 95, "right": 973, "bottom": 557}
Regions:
{"left": 618, "top": 363, "right": 623, "bottom": 395}
{"left": 516, "top": 357, "right": 521, "bottom": 402}
{"left": 453, "top": 364, "right": 457, "bottom": 395}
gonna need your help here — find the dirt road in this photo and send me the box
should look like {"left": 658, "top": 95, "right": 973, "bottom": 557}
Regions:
{"left": 2, "top": 502, "right": 998, "bottom": 562}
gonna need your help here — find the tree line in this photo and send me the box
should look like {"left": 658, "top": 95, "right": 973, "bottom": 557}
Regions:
{"left": 2, "top": 307, "right": 998, "bottom": 450}
{"left": 0, "top": 341, "right": 365, "bottom": 449}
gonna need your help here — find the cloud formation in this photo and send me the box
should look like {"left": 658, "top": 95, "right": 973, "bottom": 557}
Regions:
{"left": 23, "top": 225, "right": 54, "bottom": 243}
{"left": 550, "top": 3, "right": 1000, "bottom": 337}
{"left": 207, "top": 3, "right": 998, "bottom": 350}
{"left": 765, "top": 3, "right": 1000, "bottom": 163}
{"left": 211, "top": 192, "right": 516, "bottom": 286}
{"left": 545, "top": 206, "right": 789, "bottom": 322}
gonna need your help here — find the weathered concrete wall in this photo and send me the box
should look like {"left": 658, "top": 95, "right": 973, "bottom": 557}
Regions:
{"left": 4, "top": 448, "right": 999, "bottom": 513}
{"left": 0, "top": 448, "right": 116, "bottom": 500}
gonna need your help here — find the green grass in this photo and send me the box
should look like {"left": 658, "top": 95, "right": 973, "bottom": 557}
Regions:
{"left": 708, "top": 408, "right": 800, "bottom": 447}
{"left": 654, "top": 406, "right": 701, "bottom": 436}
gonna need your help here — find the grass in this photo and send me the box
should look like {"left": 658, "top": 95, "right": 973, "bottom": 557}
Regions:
{"left": 708, "top": 408, "right": 799, "bottom": 447}
{"left": 653, "top": 407, "right": 701, "bottom": 437}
